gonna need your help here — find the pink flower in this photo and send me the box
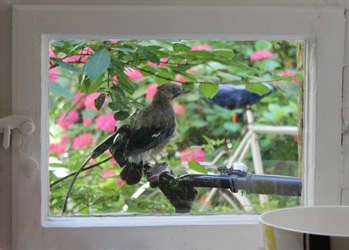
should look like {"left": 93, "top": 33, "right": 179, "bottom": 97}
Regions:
{"left": 49, "top": 133, "right": 69, "bottom": 155}
{"left": 49, "top": 68, "right": 59, "bottom": 82}
{"left": 146, "top": 83, "right": 158, "bottom": 99}
{"left": 174, "top": 69, "right": 197, "bottom": 83}
{"left": 113, "top": 69, "right": 145, "bottom": 82}
{"left": 63, "top": 56, "right": 81, "bottom": 63}
{"left": 294, "top": 135, "right": 298, "bottom": 142}
{"left": 49, "top": 47, "right": 57, "bottom": 58}
{"left": 148, "top": 58, "right": 168, "bottom": 67}
{"left": 72, "top": 90, "right": 86, "bottom": 109}
{"left": 111, "top": 75, "right": 118, "bottom": 85}
{"left": 174, "top": 75, "right": 186, "bottom": 83}
{"left": 96, "top": 113, "right": 117, "bottom": 132}
{"left": 84, "top": 93, "right": 108, "bottom": 112}
{"left": 83, "top": 117, "right": 94, "bottom": 126}
{"left": 191, "top": 45, "right": 213, "bottom": 51}
{"left": 72, "top": 132, "right": 93, "bottom": 149}
{"left": 63, "top": 47, "right": 95, "bottom": 63}
{"left": 57, "top": 110, "right": 80, "bottom": 129}
{"left": 250, "top": 50, "right": 274, "bottom": 62}
{"left": 49, "top": 143, "right": 66, "bottom": 155}
{"left": 125, "top": 69, "right": 144, "bottom": 81}
{"left": 107, "top": 151, "right": 118, "bottom": 167}
{"left": 102, "top": 168, "right": 116, "bottom": 181}
{"left": 111, "top": 40, "right": 118, "bottom": 43}
{"left": 114, "top": 178, "right": 124, "bottom": 187}
{"left": 49, "top": 48, "right": 57, "bottom": 67}
{"left": 179, "top": 148, "right": 206, "bottom": 162}
{"left": 274, "top": 71, "right": 298, "bottom": 86}
{"left": 101, "top": 167, "right": 123, "bottom": 188}
{"left": 174, "top": 104, "right": 185, "bottom": 116}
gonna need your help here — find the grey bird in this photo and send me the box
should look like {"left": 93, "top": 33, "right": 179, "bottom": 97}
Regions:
{"left": 120, "top": 82, "right": 190, "bottom": 185}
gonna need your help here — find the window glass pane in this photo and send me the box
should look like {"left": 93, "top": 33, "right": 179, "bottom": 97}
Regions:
{"left": 48, "top": 39, "right": 303, "bottom": 216}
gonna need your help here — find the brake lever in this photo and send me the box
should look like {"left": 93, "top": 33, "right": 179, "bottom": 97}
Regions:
{"left": 146, "top": 163, "right": 198, "bottom": 213}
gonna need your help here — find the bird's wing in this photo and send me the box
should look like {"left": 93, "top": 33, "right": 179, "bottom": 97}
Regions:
{"left": 124, "top": 123, "right": 176, "bottom": 157}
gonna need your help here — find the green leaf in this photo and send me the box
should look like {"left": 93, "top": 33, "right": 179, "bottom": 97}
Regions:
{"left": 114, "top": 111, "right": 129, "bottom": 121}
{"left": 81, "top": 79, "right": 91, "bottom": 94}
{"left": 49, "top": 163, "right": 67, "bottom": 168}
{"left": 71, "top": 40, "right": 92, "bottom": 45}
{"left": 62, "top": 94, "right": 87, "bottom": 122}
{"left": 93, "top": 73, "right": 105, "bottom": 91}
{"left": 110, "top": 59, "right": 125, "bottom": 75}
{"left": 155, "top": 69, "right": 170, "bottom": 84}
{"left": 155, "top": 76, "right": 169, "bottom": 84}
{"left": 49, "top": 81, "right": 74, "bottom": 100}
{"left": 182, "top": 83, "right": 194, "bottom": 90}
{"left": 277, "top": 81, "right": 302, "bottom": 94}
{"left": 94, "top": 93, "right": 106, "bottom": 111}
{"left": 213, "top": 49, "right": 235, "bottom": 59}
{"left": 130, "top": 52, "right": 140, "bottom": 68}
{"left": 217, "top": 72, "right": 242, "bottom": 81}
{"left": 117, "top": 74, "right": 136, "bottom": 95}
{"left": 110, "top": 85, "right": 125, "bottom": 97}
{"left": 198, "top": 84, "right": 219, "bottom": 98}
{"left": 169, "top": 160, "right": 182, "bottom": 168}
{"left": 191, "top": 120, "right": 209, "bottom": 128}
{"left": 254, "top": 40, "right": 273, "bottom": 51}
{"left": 294, "top": 73, "right": 304, "bottom": 81}
{"left": 188, "top": 161, "right": 208, "bottom": 174}
{"left": 178, "top": 71, "right": 197, "bottom": 81}
{"left": 201, "top": 76, "right": 220, "bottom": 83}
{"left": 49, "top": 96, "right": 54, "bottom": 109}
{"left": 114, "top": 47, "right": 137, "bottom": 53}
{"left": 81, "top": 109, "right": 96, "bottom": 119}
{"left": 108, "top": 102, "right": 128, "bottom": 111}
{"left": 50, "top": 41, "right": 64, "bottom": 47}
{"left": 173, "top": 43, "right": 191, "bottom": 52}
{"left": 134, "top": 45, "right": 160, "bottom": 65}
{"left": 245, "top": 83, "right": 271, "bottom": 96}
{"left": 130, "top": 101, "right": 145, "bottom": 109}
{"left": 247, "top": 75, "right": 269, "bottom": 83}
{"left": 263, "top": 59, "right": 280, "bottom": 70}
{"left": 279, "top": 75, "right": 295, "bottom": 82}
{"left": 231, "top": 61, "right": 261, "bottom": 74}
{"left": 271, "top": 74, "right": 281, "bottom": 80}
{"left": 223, "top": 122, "right": 241, "bottom": 132}
{"left": 85, "top": 47, "right": 110, "bottom": 80}
{"left": 51, "top": 58, "right": 81, "bottom": 73}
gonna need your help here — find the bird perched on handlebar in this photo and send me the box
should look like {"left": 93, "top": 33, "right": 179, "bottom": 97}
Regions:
{"left": 120, "top": 82, "right": 191, "bottom": 185}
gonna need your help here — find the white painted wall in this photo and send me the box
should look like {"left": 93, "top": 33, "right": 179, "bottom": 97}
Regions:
{"left": 1, "top": 0, "right": 349, "bottom": 249}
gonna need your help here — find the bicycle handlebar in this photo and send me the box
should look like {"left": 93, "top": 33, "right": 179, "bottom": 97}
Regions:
{"left": 172, "top": 173, "right": 302, "bottom": 196}
{"left": 147, "top": 162, "right": 302, "bottom": 213}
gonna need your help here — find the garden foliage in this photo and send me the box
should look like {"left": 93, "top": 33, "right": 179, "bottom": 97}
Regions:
{"left": 49, "top": 39, "right": 302, "bottom": 215}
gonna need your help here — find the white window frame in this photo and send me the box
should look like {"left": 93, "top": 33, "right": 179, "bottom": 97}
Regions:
{"left": 12, "top": 5, "right": 345, "bottom": 249}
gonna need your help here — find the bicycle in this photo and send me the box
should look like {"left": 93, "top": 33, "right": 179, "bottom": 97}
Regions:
{"left": 129, "top": 83, "right": 300, "bottom": 212}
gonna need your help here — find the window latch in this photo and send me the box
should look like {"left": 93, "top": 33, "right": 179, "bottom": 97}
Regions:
{"left": 0, "top": 115, "right": 35, "bottom": 149}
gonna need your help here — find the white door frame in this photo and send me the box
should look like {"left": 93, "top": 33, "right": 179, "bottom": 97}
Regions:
{"left": 12, "top": 5, "right": 344, "bottom": 249}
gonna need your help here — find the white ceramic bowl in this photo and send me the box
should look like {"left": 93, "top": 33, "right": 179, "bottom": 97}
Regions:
{"left": 259, "top": 206, "right": 349, "bottom": 250}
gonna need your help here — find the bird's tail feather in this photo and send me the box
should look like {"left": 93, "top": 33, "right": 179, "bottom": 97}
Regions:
{"left": 120, "top": 162, "right": 143, "bottom": 185}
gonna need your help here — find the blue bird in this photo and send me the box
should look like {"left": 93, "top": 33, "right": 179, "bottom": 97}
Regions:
{"left": 208, "top": 84, "right": 273, "bottom": 110}
{"left": 120, "top": 82, "right": 191, "bottom": 185}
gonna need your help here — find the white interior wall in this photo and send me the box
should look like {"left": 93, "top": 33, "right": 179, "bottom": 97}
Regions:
{"left": 1, "top": 1, "right": 349, "bottom": 249}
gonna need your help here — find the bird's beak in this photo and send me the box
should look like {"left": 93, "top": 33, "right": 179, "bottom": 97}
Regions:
{"left": 173, "top": 88, "right": 191, "bottom": 98}
{"left": 179, "top": 88, "right": 191, "bottom": 95}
